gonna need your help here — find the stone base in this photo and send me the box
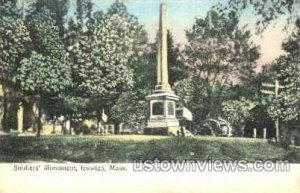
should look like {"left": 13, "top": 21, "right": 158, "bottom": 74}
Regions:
{"left": 144, "top": 126, "right": 180, "bottom": 136}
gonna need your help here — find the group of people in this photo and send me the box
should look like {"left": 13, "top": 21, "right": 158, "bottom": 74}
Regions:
{"left": 177, "top": 127, "right": 186, "bottom": 137}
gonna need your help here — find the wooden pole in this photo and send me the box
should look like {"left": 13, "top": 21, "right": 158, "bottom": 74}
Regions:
{"left": 275, "top": 80, "right": 280, "bottom": 142}
{"left": 261, "top": 80, "right": 281, "bottom": 142}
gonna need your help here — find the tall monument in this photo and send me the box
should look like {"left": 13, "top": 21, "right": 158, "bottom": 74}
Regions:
{"left": 144, "top": 3, "right": 180, "bottom": 135}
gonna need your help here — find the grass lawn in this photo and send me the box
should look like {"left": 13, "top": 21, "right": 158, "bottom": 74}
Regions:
{"left": 0, "top": 135, "right": 299, "bottom": 163}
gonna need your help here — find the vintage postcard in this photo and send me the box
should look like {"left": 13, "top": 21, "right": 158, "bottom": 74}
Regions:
{"left": 0, "top": 0, "right": 300, "bottom": 192}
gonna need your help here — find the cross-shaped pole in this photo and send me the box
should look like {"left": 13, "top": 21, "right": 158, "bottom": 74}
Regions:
{"left": 261, "top": 80, "right": 284, "bottom": 142}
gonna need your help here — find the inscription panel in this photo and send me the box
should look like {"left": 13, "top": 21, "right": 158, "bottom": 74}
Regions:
{"left": 167, "top": 102, "right": 174, "bottom": 115}
{"left": 152, "top": 102, "right": 164, "bottom": 115}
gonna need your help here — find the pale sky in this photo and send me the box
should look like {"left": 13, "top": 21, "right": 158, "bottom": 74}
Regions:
{"left": 71, "top": 0, "right": 295, "bottom": 68}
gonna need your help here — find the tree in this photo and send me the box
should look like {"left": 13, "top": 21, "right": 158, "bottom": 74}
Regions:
{"left": 215, "top": 0, "right": 299, "bottom": 33}
{"left": 182, "top": 10, "right": 259, "bottom": 122}
{"left": 27, "top": 0, "right": 69, "bottom": 39}
{"left": 70, "top": 1, "right": 152, "bottom": 129}
{"left": 111, "top": 38, "right": 154, "bottom": 126}
{"left": 65, "top": 0, "right": 95, "bottom": 48}
{"left": 260, "top": 53, "right": 300, "bottom": 144}
{"left": 282, "top": 18, "right": 300, "bottom": 55}
{"left": 0, "top": 1, "right": 31, "bottom": 131}
{"left": 253, "top": 18, "right": 300, "bottom": 143}
{"left": 69, "top": 13, "right": 138, "bottom": 127}
{"left": 167, "top": 31, "right": 187, "bottom": 85}
{"left": 111, "top": 91, "right": 148, "bottom": 125}
{"left": 222, "top": 97, "right": 258, "bottom": 135}
{"left": 70, "top": 14, "right": 135, "bottom": 97}
{"left": 75, "top": 0, "right": 93, "bottom": 34}
{"left": 17, "top": 8, "right": 72, "bottom": 136}
{"left": 107, "top": 0, "right": 149, "bottom": 70}
{"left": 268, "top": 54, "right": 300, "bottom": 121}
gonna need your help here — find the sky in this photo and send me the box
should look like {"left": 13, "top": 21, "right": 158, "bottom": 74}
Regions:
{"left": 71, "top": 0, "right": 295, "bottom": 69}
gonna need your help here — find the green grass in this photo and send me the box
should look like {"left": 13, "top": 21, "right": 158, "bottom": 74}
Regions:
{"left": 0, "top": 135, "right": 299, "bottom": 163}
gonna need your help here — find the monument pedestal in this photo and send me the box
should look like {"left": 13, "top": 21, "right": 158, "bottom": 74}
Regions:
{"left": 144, "top": 91, "right": 180, "bottom": 135}
{"left": 144, "top": 3, "right": 180, "bottom": 135}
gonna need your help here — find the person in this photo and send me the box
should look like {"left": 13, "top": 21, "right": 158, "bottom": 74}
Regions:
{"left": 180, "top": 126, "right": 185, "bottom": 137}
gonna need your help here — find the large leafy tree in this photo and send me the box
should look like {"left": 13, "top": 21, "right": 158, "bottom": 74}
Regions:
{"left": 17, "top": 8, "right": 72, "bottom": 136}
{"left": 88, "top": 1, "right": 150, "bottom": 126}
{"left": 69, "top": 12, "right": 137, "bottom": 125}
{"left": 70, "top": 14, "right": 135, "bottom": 97}
{"left": 0, "top": 1, "right": 31, "bottom": 131}
{"left": 268, "top": 54, "right": 300, "bottom": 121}
{"left": 181, "top": 10, "right": 259, "bottom": 122}
{"left": 255, "top": 18, "right": 300, "bottom": 142}
{"left": 263, "top": 53, "right": 300, "bottom": 143}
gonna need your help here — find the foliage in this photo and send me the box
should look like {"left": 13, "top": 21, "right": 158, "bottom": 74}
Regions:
{"left": 69, "top": 1, "right": 149, "bottom": 125}
{"left": 0, "top": 2, "right": 31, "bottom": 85}
{"left": 215, "top": 0, "right": 299, "bottom": 33}
{"left": 69, "top": 14, "right": 135, "bottom": 97}
{"left": 150, "top": 30, "right": 187, "bottom": 86}
{"left": 25, "top": 8, "right": 66, "bottom": 59}
{"left": 180, "top": 10, "right": 259, "bottom": 122}
{"left": 19, "top": 7, "right": 72, "bottom": 95}
{"left": 16, "top": 7, "right": 72, "bottom": 135}
{"left": 222, "top": 97, "right": 258, "bottom": 129}
{"left": 111, "top": 91, "right": 148, "bottom": 125}
{"left": 107, "top": 1, "right": 149, "bottom": 71}
{"left": 0, "top": 1, "right": 31, "bottom": 131}
{"left": 65, "top": 0, "right": 95, "bottom": 48}
{"left": 75, "top": 0, "right": 93, "bottom": 33}
{"left": 27, "top": 0, "right": 69, "bottom": 39}
{"left": 167, "top": 31, "right": 187, "bottom": 85}
{"left": 268, "top": 54, "right": 300, "bottom": 121}
{"left": 282, "top": 18, "right": 300, "bottom": 54}
{"left": 17, "top": 52, "right": 72, "bottom": 95}
{"left": 185, "top": 10, "right": 259, "bottom": 85}
{"left": 174, "top": 77, "right": 225, "bottom": 122}
{"left": 105, "top": 1, "right": 151, "bottom": 124}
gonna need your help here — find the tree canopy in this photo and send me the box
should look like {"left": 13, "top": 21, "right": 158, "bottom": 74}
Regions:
{"left": 179, "top": 10, "right": 260, "bottom": 122}
{"left": 0, "top": 2, "right": 31, "bottom": 85}
{"left": 215, "top": 0, "right": 300, "bottom": 33}
{"left": 69, "top": 14, "right": 135, "bottom": 97}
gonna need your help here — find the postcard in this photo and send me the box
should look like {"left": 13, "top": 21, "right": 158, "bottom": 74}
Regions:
{"left": 0, "top": 0, "right": 300, "bottom": 192}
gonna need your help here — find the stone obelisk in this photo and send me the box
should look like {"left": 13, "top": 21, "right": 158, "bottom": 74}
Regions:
{"left": 144, "top": 3, "right": 180, "bottom": 135}
{"left": 155, "top": 3, "right": 171, "bottom": 92}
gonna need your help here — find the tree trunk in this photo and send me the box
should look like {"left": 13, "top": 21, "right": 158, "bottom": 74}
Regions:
{"left": 2, "top": 86, "right": 9, "bottom": 132}
{"left": 114, "top": 122, "right": 120, "bottom": 134}
{"left": 52, "top": 117, "right": 57, "bottom": 134}
{"left": 35, "top": 95, "right": 43, "bottom": 137}
{"left": 69, "top": 114, "right": 73, "bottom": 135}
{"left": 37, "top": 105, "right": 42, "bottom": 137}
{"left": 96, "top": 110, "right": 101, "bottom": 135}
